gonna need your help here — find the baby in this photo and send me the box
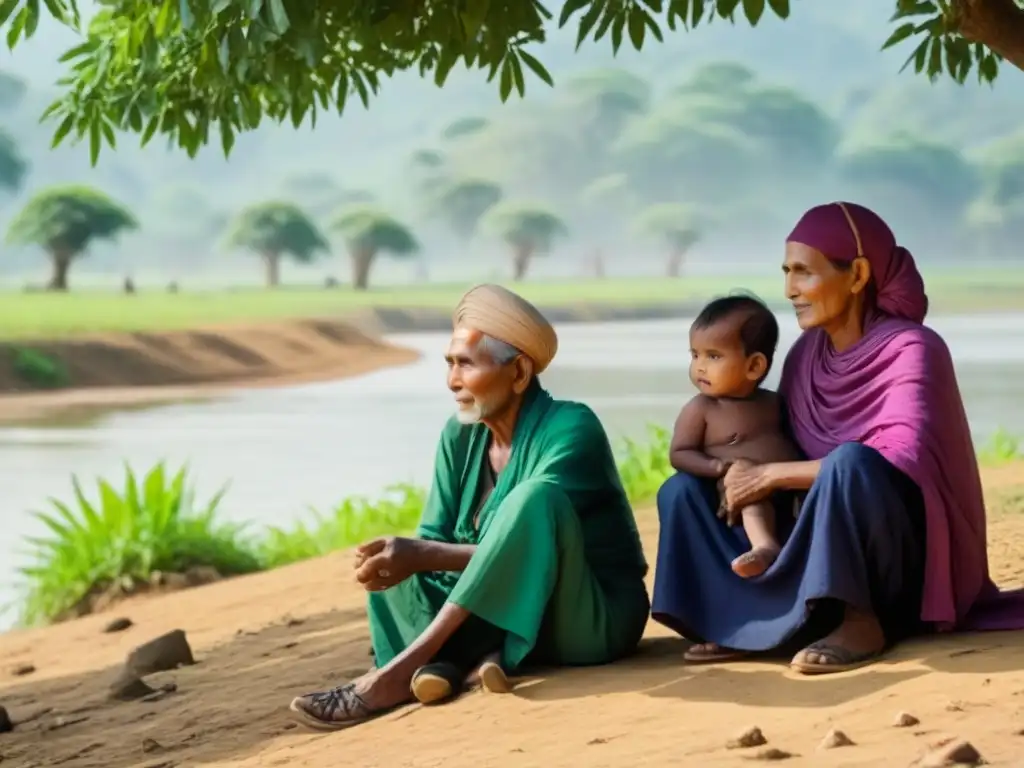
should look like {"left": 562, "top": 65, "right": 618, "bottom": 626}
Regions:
{"left": 669, "top": 294, "right": 800, "bottom": 578}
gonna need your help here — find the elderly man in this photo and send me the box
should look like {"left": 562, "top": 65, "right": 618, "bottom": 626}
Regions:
{"left": 289, "top": 284, "right": 650, "bottom": 730}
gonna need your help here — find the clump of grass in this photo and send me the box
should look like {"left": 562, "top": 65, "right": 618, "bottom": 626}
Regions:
{"left": 11, "top": 347, "right": 69, "bottom": 389}
{"left": 258, "top": 483, "right": 427, "bottom": 568}
{"left": 978, "top": 428, "right": 1021, "bottom": 465}
{"left": 616, "top": 424, "right": 672, "bottom": 504}
{"left": 18, "top": 463, "right": 260, "bottom": 625}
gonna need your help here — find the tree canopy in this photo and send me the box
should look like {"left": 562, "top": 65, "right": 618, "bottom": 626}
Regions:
{"left": 0, "top": 129, "right": 27, "bottom": 192}
{"left": 3, "top": 0, "right": 1016, "bottom": 164}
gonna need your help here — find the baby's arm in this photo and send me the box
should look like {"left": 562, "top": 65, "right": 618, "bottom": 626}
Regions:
{"left": 669, "top": 397, "right": 727, "bottom": 478}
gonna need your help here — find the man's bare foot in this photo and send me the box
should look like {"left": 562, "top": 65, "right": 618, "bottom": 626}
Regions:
{"left": 464, "top": 652, "right": 512, "bottom": 693}
{"left": 683, "top": 642, "right": 748, "bottom": 663}
{"left": 289, "top": 670, "right": 412, "bottom": 730}
{"left": 790, "top": 605, "right": 886, "bottom": 675}
{"left": 731, "top": 546, "right": 780, "bottom": 578}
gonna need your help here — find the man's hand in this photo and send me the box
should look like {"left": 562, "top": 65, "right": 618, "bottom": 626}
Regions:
{"left": 353, "top": 536, "right": 422, "bottom": 592}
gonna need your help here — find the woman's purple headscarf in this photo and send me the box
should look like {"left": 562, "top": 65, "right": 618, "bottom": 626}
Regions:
{"left": 780, "top": 202, "right": 1024, "bottom": 631}
{"left": 786, "top": 201, "right": 929, "bottom": 324}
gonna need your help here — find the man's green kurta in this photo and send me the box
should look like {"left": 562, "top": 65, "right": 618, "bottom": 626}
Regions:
{"left": 367, "top": 383, "right": 650, "bottom": 670}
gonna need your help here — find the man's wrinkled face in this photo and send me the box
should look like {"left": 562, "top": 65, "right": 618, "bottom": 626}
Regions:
{"left": 445, "top": 327, "right": 517, "bottom": 425}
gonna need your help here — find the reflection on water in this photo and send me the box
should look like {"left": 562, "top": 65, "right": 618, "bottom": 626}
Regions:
{"left": 0, "top": 314, "right": 1022, "bottom": 626}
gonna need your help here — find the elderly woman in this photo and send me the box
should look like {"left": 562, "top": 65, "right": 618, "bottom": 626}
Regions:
{"left": 653, "top": 201, "right": 1024, "bottom": 675}
{"left": 290, "top": 284, "right": 650, "bottom": 729}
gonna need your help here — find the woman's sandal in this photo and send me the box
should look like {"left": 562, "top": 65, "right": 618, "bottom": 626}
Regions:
{"left": 789, "top": 641, "right": 881, "bottom": 675}
{"left": 683, "top": 642, "right": 749, "bottom": 664}
{"left": 411, "top": 662, "right": 464, "bottom": 705}
{"left": 289, "top": 682, "right": 392, "bottom": 731}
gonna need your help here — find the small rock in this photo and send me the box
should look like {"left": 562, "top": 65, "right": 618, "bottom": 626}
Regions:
{"left": 104, "top": 617, "right": 133, "bottom": 634}
{"left": 945, "top": 701, "right": 964, "bottom": 712}
{"left": 727, "top": 726, "right": 768, "bottom": 749}
{"left": 109, "top": 669, "right": 158, "bottom": 702}
{"left": 894, "top": 711, "right": 920, "bottom": 727}
{"left": 141, "top": 682, "right": 178, "bottom": 703}
{"left": 142, "top": 737, "right": 162, "bottom": 753}
{"left": 46, "top": 715, "right": 88, "bottom": 731}
{"left": 753, "top": 747, "right": 793, "bottom": 761}
{"left": 126, "top": 630, "right": 195, "bottom": 677}
{"left": 10, "top": 664, "right": 34, "bottom": 677}
{"left": 818, "top": 728, "right": 854, "bottom": 749}
{"left": 920, "top": 738, "right": 983, "bottom": 767}
{"left": 183, "top": 565, "right": 221, "bottom": 586}
{"left": 0, "top": 706, "right": 12, "bottom": 733}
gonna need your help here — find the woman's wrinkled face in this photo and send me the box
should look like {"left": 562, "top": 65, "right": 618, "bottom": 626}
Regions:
{"left": 783, "top": 242, "right": 863, "bottom": 332}
{"left": 445, "top": 327, "right": 518, "bottom": 425}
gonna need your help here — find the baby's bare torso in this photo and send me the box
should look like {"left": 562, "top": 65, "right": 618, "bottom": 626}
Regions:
{"left": 702, "top": 391, "right": 800, "bottom": 464}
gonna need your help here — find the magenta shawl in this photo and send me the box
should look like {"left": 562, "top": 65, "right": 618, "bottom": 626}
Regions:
{"left": 780, "top": 202, "right": 1023, "bottom": 631}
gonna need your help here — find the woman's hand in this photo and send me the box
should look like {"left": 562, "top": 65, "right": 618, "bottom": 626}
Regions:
{"left": 720, "top": 460, "right": 776, "bottom": 525}
{"left": 354, "top": 536, "right": 422, "bottom": 592}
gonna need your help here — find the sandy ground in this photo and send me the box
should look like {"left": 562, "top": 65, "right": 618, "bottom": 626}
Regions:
{"left": 0, "top": 319, "right": 419, "bottom": 424}
{"left": 1, "top": 467, "right": 1024, "bottom": 768}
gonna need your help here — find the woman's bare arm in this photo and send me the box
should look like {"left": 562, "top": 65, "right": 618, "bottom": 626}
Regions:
{"left": 767, "top": 459, "right": 822, "bottom": 491}
{"left": 413, "top": 540, "right": 477, "bottom": 572}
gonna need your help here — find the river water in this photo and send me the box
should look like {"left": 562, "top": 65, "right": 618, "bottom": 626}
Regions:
{"left": 1, "top": 314, "right": 1022, "bottom": 628}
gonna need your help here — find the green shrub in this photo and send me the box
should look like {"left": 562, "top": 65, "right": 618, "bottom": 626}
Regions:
{"left": 11, "top": 347, "right": 69, "bottom": 389}
{"left": 616, "top": 424, "right": 672, "bottom": 504}
{"left": 18, "top": 463, "right": 260, "bottom": 625}
{"left": 978, "top": 428, "right": 1021, "bottom": 465}
{"left": 258, "top": 483, "right": 426, "bottom": 568}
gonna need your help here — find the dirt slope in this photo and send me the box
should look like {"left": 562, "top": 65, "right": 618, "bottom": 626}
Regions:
{"left": 0, "top": 319, "right": 419, "bottom": 423}
{"left": 1, "top": 468, "right": 1023, "bottom": 768}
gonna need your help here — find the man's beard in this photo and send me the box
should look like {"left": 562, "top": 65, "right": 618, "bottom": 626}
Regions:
{"left": 455, "top": 394, "right": 504, "bottom": 425}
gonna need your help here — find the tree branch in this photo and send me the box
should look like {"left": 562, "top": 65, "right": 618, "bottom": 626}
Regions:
{"left": 954, "top": 0, "right": 1024, "bottom": 73}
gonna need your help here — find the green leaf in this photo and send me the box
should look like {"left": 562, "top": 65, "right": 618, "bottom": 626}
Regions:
{"left": 517, "top": 49, "right": 553, "bottom": 86}
{"left": 881, "top": 21, "right": 917, "bottom": 50}
{"left": 179, "top": 0, "right": 194, "bottom": 30}
{"left": 766, "top": 0, "right": 789, "bottom": 18}
{"left": 610, "top": 10, "right": 626, "bottom": 53}
{"left": 627, "top": 7, "right": 646, "bottom": 49}
{"left": 741, "top": 0, "right": 764, "bottom": 25}
{"left": 574, "top": 2, "right": 603, "bottom": 49}
{"left": 51, "top": 114, "right": 74, "bottom": 148}
{"left": 88, "top": 119, "right": 101, "bottom": 165}
{"left": 6, "top": 6, "right": 27, "bottom": 48}
{"left": 266, "top": 0, "right": 289, "bottom": 34}
{"left": 0, "top": 0, "right": 18, "bottom": 27}
{"left": 557, "top": 0, "right": 589, "bottom": 27}
{"left": 498, "top": 56, "right": 513, "bottom": 101}
{"left": 717, "top": 0, "right": 741, "bottom": 19}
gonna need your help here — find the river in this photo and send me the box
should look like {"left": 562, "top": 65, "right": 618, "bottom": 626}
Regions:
{"left": 1, "top": 314, "right": 1022, "bottom": 628}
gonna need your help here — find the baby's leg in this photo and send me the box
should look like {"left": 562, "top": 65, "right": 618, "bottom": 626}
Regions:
{"left": 731, "top": 500, "right": 781, "bottom": 579}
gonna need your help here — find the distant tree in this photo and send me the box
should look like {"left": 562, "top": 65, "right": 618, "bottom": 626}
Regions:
{"left": 428, "top": 178, "right": 503, "bottom": 241}
{"left": 280, "top": 172, "right": 375, "bottom": 219}
{"left": 672, "top": 61, "right": 755, "bottom": 96}
{"left": 563, "top": 68, "right": 651, "bottom": 145}
{"left": 6, "top": 186, "right": 137, "bottom": 291}
{"left": 632, "top": 203, "right": 703, "bottom": 278}
{"left": 838, "top": 134, "right": 978, "bottom": 233}
{"left": 965, "top": 132, "right": 1024, "bottom": 257}
{"left": 441, "top": 117, "right": 489, "bottom": 142}
{"left": 332, "top": 206, "right": 419, "bottom": 290}
{"left": 483, "top": 202, "right": 568, "bottom": 281}
{"left": 0, "top": 71, "right": 26, "bottom": 112}
{"left": 226, "top": 203, "right": 329, "bottom": 288}
{"left": 0, "top": 129, "right": 27, "bottom": 194}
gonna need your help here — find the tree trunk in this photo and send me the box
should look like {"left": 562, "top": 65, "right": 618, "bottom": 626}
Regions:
{"left": 350, "top": 248, "right": 375, "bottom": 291}
{"left": 47, "top": 249, "right": 73, "bottom": 291}
{"left": 512, "top": 244, "right": 533, "bottom": 281}
{"left": 666, "top": 246, "right": 689, "bottom": 278}
{"left": 262, "top": 251, "right": 281, "bottom": 288}
{"left": 954, "top": 0, "right": 1024, "bottom": 74}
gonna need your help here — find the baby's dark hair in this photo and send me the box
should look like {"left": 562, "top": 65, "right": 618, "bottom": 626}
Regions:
{"left": 692, "top": 293, "right": 779, "bottom": 382}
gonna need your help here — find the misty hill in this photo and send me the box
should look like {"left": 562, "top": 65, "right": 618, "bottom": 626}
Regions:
{"left": 1, "top": 0, "right": 1023, "bottom": 287}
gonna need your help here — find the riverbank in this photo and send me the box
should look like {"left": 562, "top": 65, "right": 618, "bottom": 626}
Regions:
{"left": 0, "top": 319, "right": 419, "bottom": 424}
{"left": 1, "top": 466, "right": 1022, "bottom": 767}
